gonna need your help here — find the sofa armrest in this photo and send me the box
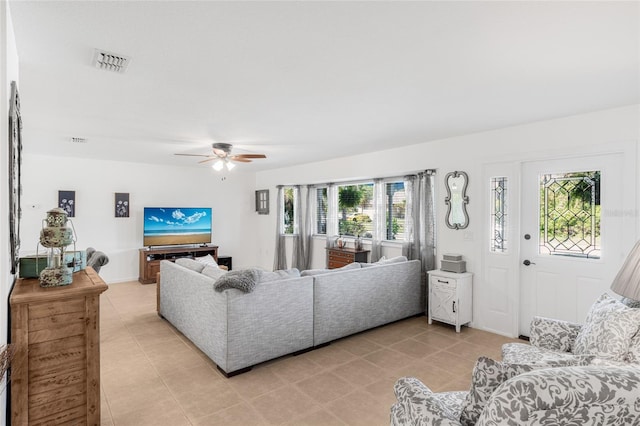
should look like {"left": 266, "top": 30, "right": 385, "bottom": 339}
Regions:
{"left": 477, "top": 365, "right": 640, "bottom": 425}
{"left": 529, "top": 316, "right": 582, "bottom": 352}
{"left": 391, "top": 377, "right": 465, "bottom": 426}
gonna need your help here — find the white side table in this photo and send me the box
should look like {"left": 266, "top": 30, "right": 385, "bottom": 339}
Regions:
{"left": 427, "top": 270, "right": 473, "bottom": 332}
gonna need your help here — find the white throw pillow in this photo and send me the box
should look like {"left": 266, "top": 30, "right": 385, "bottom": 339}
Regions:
{"left": 573, "top": 293, "right": 640, "bottom": 362}
{"left": 195, "top": 254, "right": 218, "bottom": 268}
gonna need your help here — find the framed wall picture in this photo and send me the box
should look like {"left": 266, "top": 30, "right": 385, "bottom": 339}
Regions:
{"left": 58, "top": 190, "right": 76, "bottom": 217}
{"left": 9, "top": 81, "right": 23, "bottom": 274}
{"left": 255, "top": 189, "right": 269, "bottom": 215}
{"left": 115, "top": 193, "right": 130, "bottom": 217}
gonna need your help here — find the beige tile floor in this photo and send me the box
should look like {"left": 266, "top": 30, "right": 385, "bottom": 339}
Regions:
{"left": 100, "top": 281, "right": 522, "bottom": 425}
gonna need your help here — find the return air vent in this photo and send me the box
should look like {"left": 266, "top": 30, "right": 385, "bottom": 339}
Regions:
{"left": 92, "top": 49, "right": 130, "bottom": 73}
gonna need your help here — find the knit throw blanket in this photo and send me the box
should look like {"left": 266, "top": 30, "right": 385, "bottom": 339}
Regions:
{"left": 214, "top": 269, "right": 260, "bottom": 293}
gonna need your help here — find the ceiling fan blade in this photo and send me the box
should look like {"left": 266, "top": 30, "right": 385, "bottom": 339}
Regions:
{"left": 174, "top": 153, "right": 213, "bottom": 158}
{"left": 198, "top": 157, "right": 217, "bottom": 164}
{"left": 231, "top": 157, "right": 252, "bottom": 163}
{"left": 233, "top": 154, "right": 266, "bottom": 159}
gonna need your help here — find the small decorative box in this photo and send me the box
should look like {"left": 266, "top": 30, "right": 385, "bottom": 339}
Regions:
{"left": 443, "top": 253, "right": 463, "bottom": 262}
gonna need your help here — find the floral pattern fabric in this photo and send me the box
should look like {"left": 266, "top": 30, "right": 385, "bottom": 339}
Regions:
{"left": 391, "top": 377, "right": 466, "bottom": 426}
{"left": 573, "top": 293, "right": 640, "bottom": 362}
{"left": 476, "top": 365, "right": 640, "bottom": 426}
{"left": 459, "top": 355, "right": 594, "bottom": 426}
{"left": 529, "top": 315, "right": 581, "bottom": 352}
{"left": 622, "top": 297, "right": 640, "bottom": 364}
{"left": 459, "top": 357, "right": 534, "bottom": 426}
{"left": 501, "top": 342, "right": 593, "bottom": 366}
{"left": 392, "top": 365, "right": 640, "bottom": 426}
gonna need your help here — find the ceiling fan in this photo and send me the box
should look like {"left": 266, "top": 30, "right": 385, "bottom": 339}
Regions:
{"left": 175, "top": 143, "right": 266, "bottom": 171}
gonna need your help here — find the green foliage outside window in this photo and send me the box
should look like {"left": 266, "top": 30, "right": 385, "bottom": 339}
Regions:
{"left": 338, "top": 184, "right": 373, "bottom": 237}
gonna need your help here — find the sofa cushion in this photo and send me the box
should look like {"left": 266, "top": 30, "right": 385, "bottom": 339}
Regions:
{"left": 214, "top": 268, "right": 260, "bottom": 293}
{"left": 501, "top": 342, "right": 595, "bottom": 366}
{"left": 460, "top": 355, "right": 594, "bottom": 426}
{"left": 301, "top": 262, "right": 361, "bottom": 276}
{"left": 175, "top": 258, "right": 205, "bottom": 273}
{"left": 260, "top": 268, "right": 301, "bottom": 283}
{"left": 201, "top": 265, "right": 227, "bottom": 281}
{"left": 573, "top": 293, "right": 640, "bottom": 362}
{"left": 195, "top": 254, "right": 218, "bottom": 267}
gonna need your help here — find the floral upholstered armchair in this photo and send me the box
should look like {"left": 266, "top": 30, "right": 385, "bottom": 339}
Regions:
{"left": 391, "top": 362, "right": 640, "bottom": 425}
{"left": 391, "top": 294, "right": 640, "bottom": 425}
{"left": 502, "top": 294, "right": 640, "bottom": 366}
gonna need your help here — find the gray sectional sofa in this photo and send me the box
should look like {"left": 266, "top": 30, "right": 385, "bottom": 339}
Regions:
{"left": 159, "top": 258, "right": 422, "bottom": 376}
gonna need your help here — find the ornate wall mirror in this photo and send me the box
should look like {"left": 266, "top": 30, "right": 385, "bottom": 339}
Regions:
{"left": 445, "top": 171, "right": 469, "bottom": 229}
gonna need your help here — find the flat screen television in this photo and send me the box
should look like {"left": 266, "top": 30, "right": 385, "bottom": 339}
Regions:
{"left": 143, "top": 207, "right": 212, "bottom": 247}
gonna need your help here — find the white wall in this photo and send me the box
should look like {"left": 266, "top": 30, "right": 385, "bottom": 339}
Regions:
{"left": 1, "top": 1, "right": 19, "bottom": 421}
{"left": 255, "top": 105, "right": 640, "bottom": 334}
{"left": 20, "top": 155, "right": 259, "bottom": 283}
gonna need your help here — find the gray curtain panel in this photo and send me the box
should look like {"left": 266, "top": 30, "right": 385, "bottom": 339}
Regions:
{"left": 370, "top": 178, "right": 385, "bottom": 262}
{"left": 301, "top": 184, "right": 316, "bottom": 271}
{"left": 273, "top": 185, "right": 288, "bottom": 271}
{"left": 291, "top": 185, "right": 306, "bottom": 270}
{"left": 402, "top": 170, "right": 436, "bottom": 309}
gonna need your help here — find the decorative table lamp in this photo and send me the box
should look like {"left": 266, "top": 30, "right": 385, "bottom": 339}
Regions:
{"left": 610, "top": 240, "right": 640, "bottom": 301}
{"left": 38, "top": 207, "right": 76, "bottom": 287}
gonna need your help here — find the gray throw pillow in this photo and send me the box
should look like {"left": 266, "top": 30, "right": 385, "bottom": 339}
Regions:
{"left": 201, "top": 265, "right": 227, "bottom": 281}
{"left": 195, "top": 254, "right": 218, "bottom": 268}
{"left": 214, "top": 268, "right": 260, "bottom": 293}
{"left": 175, "top": 258, "right": 205, "bottom": 273}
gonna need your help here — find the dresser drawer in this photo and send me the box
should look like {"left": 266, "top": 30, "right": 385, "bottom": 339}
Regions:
{"left": 328, "top": 259, "right": 351, "bottom": 269}
{"left": 430, "top": 276, "right": 456, "bottom": 290}
{"left": 326, "top": 248, "right": 370, "bottom": 269}
{"left": 329, "top": 250, "right": 354, "bottom": 260}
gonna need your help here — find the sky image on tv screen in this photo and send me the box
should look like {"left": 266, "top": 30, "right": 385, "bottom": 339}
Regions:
{"left": 143, "top": 207, "right": 211, "bottom": 236}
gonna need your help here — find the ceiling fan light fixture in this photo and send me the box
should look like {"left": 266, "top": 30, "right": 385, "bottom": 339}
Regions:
{"left": 226, "top": 161, "right": 236, "bottom": 171}
{"left": 212, "top": 160, "right": 224, "bottom": 171}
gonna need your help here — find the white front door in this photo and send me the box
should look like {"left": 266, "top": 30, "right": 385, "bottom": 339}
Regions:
{"left": 519, "top": 153, "right": 630, "bottom": 336}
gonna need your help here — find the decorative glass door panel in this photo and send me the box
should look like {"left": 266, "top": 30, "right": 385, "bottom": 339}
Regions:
{"left": 540, "top": 171, "right": 600, "bottom": 259}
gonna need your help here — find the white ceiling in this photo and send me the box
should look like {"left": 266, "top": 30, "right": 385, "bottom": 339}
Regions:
{"left": 9, "top": 1, "right": 639, "bottom": 172}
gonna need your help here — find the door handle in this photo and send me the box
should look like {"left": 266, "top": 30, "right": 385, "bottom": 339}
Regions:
{"left": 452, "top": 301, "right": 456, "bottom": 313}
{"left": 523, "top": 259, "right": 536, "bottom": 266}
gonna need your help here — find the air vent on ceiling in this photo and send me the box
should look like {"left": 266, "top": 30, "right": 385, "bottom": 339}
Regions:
{"left": 70, "top": 137, "right": 87, "bottom": 144}
{"left": 92, "top": 49, "right": 130, "bottom": 73}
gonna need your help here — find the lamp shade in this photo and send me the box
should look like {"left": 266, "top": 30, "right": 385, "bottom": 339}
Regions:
{"left": 610, "top": 240, "right": 640, "bottom": 301}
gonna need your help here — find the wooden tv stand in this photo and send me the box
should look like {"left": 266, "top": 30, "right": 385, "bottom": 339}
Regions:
{"left": 138, "top": 245, "right": 218, "bottom": 284}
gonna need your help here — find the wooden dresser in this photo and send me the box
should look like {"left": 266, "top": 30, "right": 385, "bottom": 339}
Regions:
{"left": 326, "top": 247, "right": 370, "bottom": 269}
{"left": 10, "top": 267, "right": 108, "bottom": 425}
